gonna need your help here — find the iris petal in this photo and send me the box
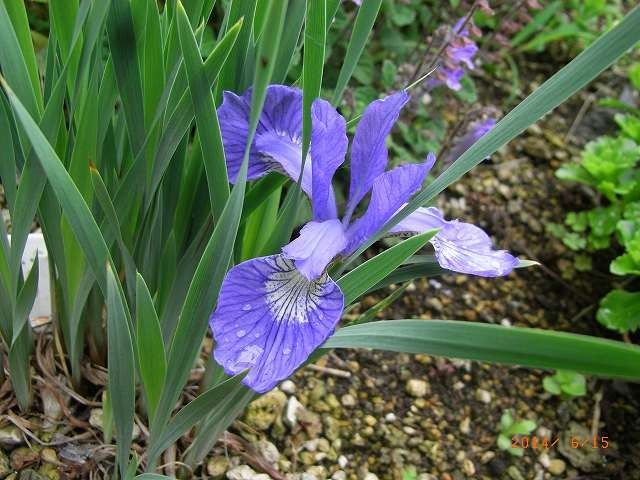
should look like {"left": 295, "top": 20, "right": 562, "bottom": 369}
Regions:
{"left": 255, "top": 130, "right": 312, "bottom": 195}
{"left": 346, "top": 91, "right": 410, "bottom": 215}
{"left": 344, "top": 157, "right": 434, "bottom": 253}
{"left": 210, "top": 255, "right": 344, "bottom": 393}
{"left": 282, "top": 219, "right": 347, "bottom": 280}
{"left": 391, "top": 207, "right": 518, "bottom": 277}
{"left": 218, "top": 85, "right": 303, "bottom": 183}
{"left": 310, "top": 99, "right": 348, "bottom": 221}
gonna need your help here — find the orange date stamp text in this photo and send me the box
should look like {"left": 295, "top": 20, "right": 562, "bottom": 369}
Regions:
{"left": 511, "top": 435, "right": 609, "bottom": 450}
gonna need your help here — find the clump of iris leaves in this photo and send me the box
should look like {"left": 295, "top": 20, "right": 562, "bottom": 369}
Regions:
{"left": 0, "top": 0, "right": 639, "bottom": 477}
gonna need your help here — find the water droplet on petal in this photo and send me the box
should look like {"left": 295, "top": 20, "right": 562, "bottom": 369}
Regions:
{"left": 236, "top": 329, "right": 246, "bottom": 338}
{"left": 282, "top": 348, "right": 291, "bottom": 355}
{"left": 242, "top": 304, "right": 252, "bottom": 311}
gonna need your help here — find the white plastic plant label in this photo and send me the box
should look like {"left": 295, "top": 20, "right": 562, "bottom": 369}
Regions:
{"left": 21, "top": 232, "right": 52, "bottom": 325}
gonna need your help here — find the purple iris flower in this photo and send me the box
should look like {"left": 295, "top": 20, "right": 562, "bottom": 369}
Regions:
{"left": 211, "top": 86, "right": 517, "bottom": 392}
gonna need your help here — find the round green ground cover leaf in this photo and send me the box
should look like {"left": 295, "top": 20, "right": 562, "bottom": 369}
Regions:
{"left": 597, "top": 289, "right": 640, "bottom": 334}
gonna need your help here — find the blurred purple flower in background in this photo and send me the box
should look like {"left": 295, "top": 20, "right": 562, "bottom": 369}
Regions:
{"left": 442, "top": 117, "right": 496, "bottom": 164}
{"left": 211, "top": 87, "right": 517, "bottom": 392}
{"left": 429, "top": 17, "right": 480, "bottom": 91}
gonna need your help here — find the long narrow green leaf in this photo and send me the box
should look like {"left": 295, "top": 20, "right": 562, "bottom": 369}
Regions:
{"left": 8, "top": 327, "right": 31, "bottom": 411}
{"left": 147, "top": 19, "right": 243, "bottom": 203}
{"left": 49, "top": 0, "right": 80, "bottom": 82}
{"left": 342, "top": 6, "right": 640, "bottom": 269}
{"left": 216, "top": 0, "right": 257, "bottom": 95}
{"left": 184, "top": 386, "right": 254, "bottom": 465}
{"left": 241, "top": 173, "right": 287, "bottom": 221}
{"left": 302, "top": 0, "right": 326, "bottom": 156}
{"left": 148, "top": 374, "right": 246, "bottom": 463}
{"left": 90, "top": 167, "right": 137, "bottom": 302}
{"left": 272, "top": 1, "right": 306, "bottom": 83}
{"left": 326, "top": 320, "right": 640, "bottom": 380}
{"left": 331, "top": 0, "right": 383, "bottom": 105}
{"left": 176, "top": 0, "right": 229, "bottom": 220}
{"left": 106, "top": 265, "right": 136, "bottom": 478}
{"left": 12, "top": 258, "right": 38, "bottom": 345}
{"left": 0, "top": 0, "right": 42, "bottom": 118}
{"left": 1, "top": 0, "right": 42, "bottom": 112}
{"left": 107, "top": 0, "right": 146, "bottom": 155}
{"left": 1, "top": 78, "right": 113, "bottom": 294}
{"left": 368, "top": 256, "right": 445, "bottom": 293}
{"left": 338, "top": 230, "right": 438, "bottom": 305}
{"left": 0, "top": 95, "right": 17, "bottom": 212}
{"left": 73, "top": 0, "right": 112, "bottom": 101}
{"left": 135, "top": 273, "right": 166, "bottom": 422}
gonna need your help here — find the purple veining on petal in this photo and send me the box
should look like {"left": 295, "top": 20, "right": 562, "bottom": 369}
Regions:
{"left": 346, "top": 91, "right": 410, "bottom": 218}
{"left": 282, "top": 219, "right": 347, "bottom": 281}
{"left": 344, "top": 159, "right": 432, "bottom": 254}
{"left": 432, "top": 221, "right": 519, "bottom": 277}
{"left": 390, "top": 207, "right": 518, "bottom": 277}
{"left": 310, "top": 99, "right": 348, "bottom": 221}
{"left": 210, "top": 255, "right": 344, "bottom": 393}
{"left": 218, "top": 85, "right": 303, "bottom": 183}
{"left": 255, "top": 130, "right": 312, "bottom": 196}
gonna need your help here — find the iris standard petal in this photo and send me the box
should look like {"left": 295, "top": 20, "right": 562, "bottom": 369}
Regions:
{"left": 344, "top": 159, "right": 432, "bottom": 253}
{"left": 282, "top": 219, "right": 347, "bottom": 280}
{"left": 346, "top": 91, "right": 410, "bottom": 216}
{"left": 310, "top": 99, "right": 348, "bottom": 221}
{"left": 390, "top": 206, "right": 518, "bottom": 277}
{"left": 218, "top": 85, "right": 303, "bottom": 183}
{"left": 210, "top": 255, "right": 344, "bottom": 393}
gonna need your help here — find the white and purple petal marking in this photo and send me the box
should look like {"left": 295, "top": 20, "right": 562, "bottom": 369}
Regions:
{"left": 210, "top": 255, "right": 344, "bottom": 393}
{"left": 391, "top": 207, "right": 519, "bottom": 277}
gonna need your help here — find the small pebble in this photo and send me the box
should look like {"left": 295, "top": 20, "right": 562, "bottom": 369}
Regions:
{"left": 463, "top": 458, "right": 476, "bottom": 476}
{"left": 548, "top": 459, "right": 566, "bottom": 476}
{"left": 340, "top": 394, "right": 357, "bottom": 407}
{"left": 507, "top": 465, "right": 525, "bottom": 480}
{"left": 280, "top": 380, "right": 296, "bottom": 394}
{"left": 480, "top": 451, "right": 495, "bottom": 464}
{"left": 459, "top": 417, "right": 471, "bottom": 434}
{"left": 475, "top": 388, "right": 492, "bottom": 404}
{"left": 406, "top": 379, "right": 429, "bottom": 398}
